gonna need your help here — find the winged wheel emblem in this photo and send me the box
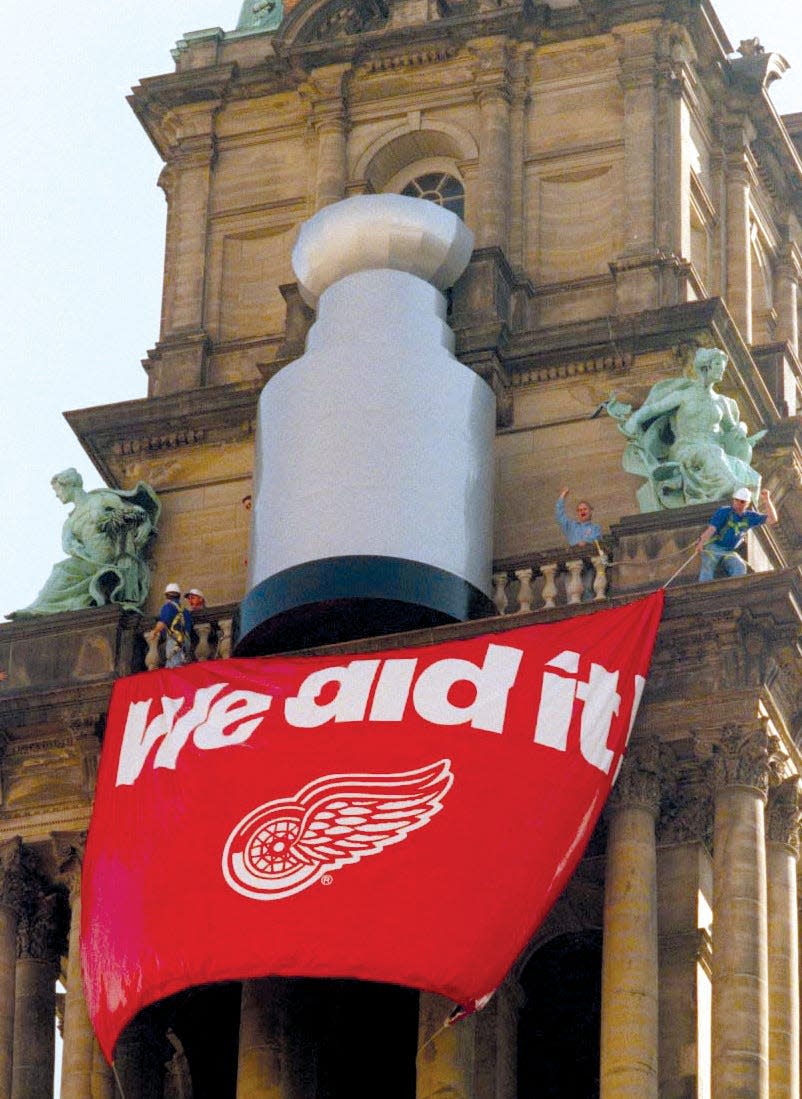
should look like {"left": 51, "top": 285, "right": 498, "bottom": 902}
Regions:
{"left": 222, "top": 760, "right": 453, "bottom": 900}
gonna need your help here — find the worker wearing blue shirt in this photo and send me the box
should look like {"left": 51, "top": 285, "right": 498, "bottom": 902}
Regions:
{"left": 695, "top": 486, "right": 777, "bottom": 581}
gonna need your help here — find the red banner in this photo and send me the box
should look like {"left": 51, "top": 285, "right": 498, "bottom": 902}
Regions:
{"left": 82, "top": 591, "right": 663, "bottom": 1059}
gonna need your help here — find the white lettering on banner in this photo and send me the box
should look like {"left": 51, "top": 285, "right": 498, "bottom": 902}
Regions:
{"left": 284, "top": 661, "right": 381, "bottom": 728}
{"left": 411, "top": 645, "right": 524, "bottom": 734}
{"left": 113, "top": 643, "right": 639, "bottom": 786}
{"left": 533, "top": 650, "right": 623, "bottom": 774}
{"left": 116, "top": 686, "right": 273, "bottom": 786}
{"left": 282, "top": 647, "right": 523, "bottom": 733}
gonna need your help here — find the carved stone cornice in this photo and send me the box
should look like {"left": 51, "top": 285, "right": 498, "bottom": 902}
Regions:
{"left": 608, "top": 735, "right": 661, "bottom": 817}
{"left": 64, "top": 381, "right": 261, "bottom": 489}
{"left": 767, "top": 776, "right": 802, "bottom": 852}
{"left": 711, "top": 723, "right": 771, "bottom": 797}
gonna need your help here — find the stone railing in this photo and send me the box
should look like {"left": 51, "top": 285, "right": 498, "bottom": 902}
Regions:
{"left": 491, "top": 543, "right": 613, "bottom": 616}
{"left": 142, "top": 604, "right": 239, "bottom": 671}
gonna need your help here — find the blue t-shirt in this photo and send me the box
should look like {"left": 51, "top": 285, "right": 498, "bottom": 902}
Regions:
{"left": 707, "top": 505, "right": 766, "bottom": 551}
{"left": 158, "top": 599, "right": 193, "bottom": 640}
{"left": 555, "top": 498, "right": 602, "bottom": 546}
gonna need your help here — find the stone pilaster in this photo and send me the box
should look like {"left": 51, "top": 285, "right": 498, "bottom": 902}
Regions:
{"left": 766, "top": 777, "right": 801, "bottom": 1099}
{"left": 774, "top": 244, "right": 801, "bottom": 355}
{"left": 68, "top": 714, "right": 104, "bottom": 797}
{"left": 0, "top": 840, "right": 24, "bottom": 1099}
{"left": 304, "top": 64, "right": 351, "bottom": 210}
{"left": 149, "top": 118, "right": 219, "bottom": 395}
{"left": 711, "top": 724, "right": 771, "bottom": 1099}
{"left": 12, "top": 890, "right": 63, "bottom": 1099}
{"left": 56, "top": 834, "right": 95, "bottom": 1099}
{"left": 471, "top": 38, "right": 512, "bottom": 254}
{"left": 417, "top": 991, "right": 476, "bottom": 1099}
{"left": 613, "top": 29, "right": 661, "bottom": 312}
{"left": 600, "top": 737, "right": 661, "bottom": 1099}
{"left": 724, "top": 124, "right": 753, "bottom": 344}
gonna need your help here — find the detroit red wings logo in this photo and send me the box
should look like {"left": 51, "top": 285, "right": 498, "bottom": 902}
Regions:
{"left": 222, "top": 760, "right": 454, "bottom": 900}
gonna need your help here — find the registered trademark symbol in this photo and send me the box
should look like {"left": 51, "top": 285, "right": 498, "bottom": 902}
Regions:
{"left": 321, "top": 874, "right": 333, "bottom": 886}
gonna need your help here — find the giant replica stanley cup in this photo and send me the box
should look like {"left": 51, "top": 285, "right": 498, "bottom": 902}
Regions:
{"left": 236, "top": 195, "right": 497, "bottom": 655}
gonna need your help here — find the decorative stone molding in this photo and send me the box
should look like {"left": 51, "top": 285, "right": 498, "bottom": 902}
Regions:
{"left": 0, "top": 838, "right": 26, "bottom": 915}
{"left": 766, "top": 776, "right": 802, "bottom": 852}
{"left": 608, "top": 736, "right": 661, "bottom": 817}
{"left": 18, "top": 891, "right": 68, "bottom": 964}
{"left": 658, "top": 785, "right": 713, "bottom": 850}
{"left": 67, "top": 714, "right": 105, "bottom": 796}
{"left": 52, "top": 833, "right": 86, "bottom": 904}
{"left": 710, "top": 723, "right": 771, "bottom": 797}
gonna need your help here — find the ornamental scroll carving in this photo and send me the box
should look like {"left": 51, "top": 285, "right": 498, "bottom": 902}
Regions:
{"left": 658, "top": 785, "right": 714, "bottom": 850}
{"left": 607, "top": 736, "right": 662, "bottom": 816}
{"left": 766, "top": 777, "right": 802, "bottom": 852}
{"left": 711, "top": 724, "right": 772, "bottom": 796}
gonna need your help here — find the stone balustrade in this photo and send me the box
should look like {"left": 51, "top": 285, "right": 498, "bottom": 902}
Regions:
{"left": 491, "top": 543, "right": 612, "bottom": 616}
{"left": 142, "top": 605, "right": 237, "bottom": 671}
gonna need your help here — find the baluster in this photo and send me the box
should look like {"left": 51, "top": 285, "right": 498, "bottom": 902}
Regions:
{"left": 514, "top": 568, "right": 534, "bottom": 614}
{"left": 492, "top": 572, "right": 509, "bottom": 616}
{"left": 540, "top": 563, "right": 558, "bottom": 609}
{"left": 565, "top": 559, "right": 584, "bottom": 605}
{"left": 194, "top": 622, "right": 212, "bottom": 662}
{"left": 591, "top": 554, "right": 608, "bottom": 601}
{"left": 217, "top": 618, "right": 233, "bottom": 659}
{"left": 144, "top": 630, "right": 161, "bottom": 671}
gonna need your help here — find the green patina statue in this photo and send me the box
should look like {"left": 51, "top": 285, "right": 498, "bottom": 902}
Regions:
{"left": 9, "top": 469, "right": 161, "bottom": 618}
{"left": 606, "top": 347, "right": 765, "bottom": 512}
{"left": 236, "top": 0, "right": 283, "bottom": 32}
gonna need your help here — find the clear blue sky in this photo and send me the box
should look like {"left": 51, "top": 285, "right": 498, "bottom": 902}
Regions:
{"left": 1, "top": 1, "right": 799, "bottom": 621}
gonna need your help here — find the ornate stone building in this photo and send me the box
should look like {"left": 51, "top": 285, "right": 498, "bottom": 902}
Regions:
{"left": 1, "top": 0, "right": 802, "bottom": 1095}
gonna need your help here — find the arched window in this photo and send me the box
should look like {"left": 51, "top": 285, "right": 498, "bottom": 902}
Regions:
{"left": 400, "top": 172, "right": 465, "bottom": 219}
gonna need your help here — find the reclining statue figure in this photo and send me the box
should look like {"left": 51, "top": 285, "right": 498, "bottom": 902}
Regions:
{"left": 605, "top": 347, "right": 765, "bottom": 511}
{"left": 9, "top": 468, "right": 160, "bottom": 618}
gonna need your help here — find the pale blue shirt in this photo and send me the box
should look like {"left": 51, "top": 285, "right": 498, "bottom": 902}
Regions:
{"left": 556, "top": 498, "right": 602, "bottom": 546}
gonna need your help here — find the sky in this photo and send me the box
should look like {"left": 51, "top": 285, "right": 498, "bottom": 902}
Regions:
{"left": 1, "top": 0, "right": 801, "bottom": 623}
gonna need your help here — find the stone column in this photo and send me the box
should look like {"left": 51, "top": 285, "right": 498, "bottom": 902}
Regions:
{"left": 91, "top": 1039, "right": 117, "bottom": 1099}
{"left": 417, "top": 991, "right": 476, "bottom": 1099}
{"left": 11, "top": 891, "right": 62, "bottom": 1099}
{"left": 306, "top": 64, "right": 351, "bottom": 211}
{"left": 58, "top": 836, "right": 96, "bottom": 1099}
{"left": 724, "top": 126, "right": 752, "bottom": 344}
{"left": 236, "top": 978, "right": 301, "bottom": 1099}
{"left": 774, "top": 245, "right": 801, "bottom": 355}
{"left": 600, "top": 737, "right": 661, "bottom": 1099}
{"left": 711, "top": 724, "right": 770, "bottom": 1099}
{"left": 0, "top": 841, "right": 25, "bottom": 1099}
{"left": 114, "top": 1009, "right": 166, "bottom": 1099}
{"left": 471, "top": 37, "right": 512, "bottom": 253}
{"left": 656, "top": 790, "right": 714, "bottom": 1099}
{"left": 766, "top": 777, "right": 801, "bottom": 1099}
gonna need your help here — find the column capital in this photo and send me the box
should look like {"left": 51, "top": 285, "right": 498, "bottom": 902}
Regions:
{"left": 710, "top": 723, "right": 771, "bottom": 797}
{"left": 608, "top": 735, "right": 662, "bottom": 817}
{"left": 52, "top": 833, "right": 86, "bottom": 902}
{"left": 766, "top": 776, "right": 802, "bottom": 853}
{"left": 658, "top": 785, "right": 713, "bottom": 850}
{"left": 18, "top": 891, "right": 68, "bottom": 964}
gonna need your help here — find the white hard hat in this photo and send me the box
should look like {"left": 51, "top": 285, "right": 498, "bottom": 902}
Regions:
{"left": 732, "top": 487, "right": 752, "bottom": 502}
{"left": 164, "top": 581, "right": 181, "bottom": 594}
{"left": 185, "top": 588, "right": 205, "bottom": 599}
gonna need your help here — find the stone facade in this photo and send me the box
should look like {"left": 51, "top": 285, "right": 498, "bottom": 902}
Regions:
{"left": 2, "top": 0, "right": 802, "bottom": 1095}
